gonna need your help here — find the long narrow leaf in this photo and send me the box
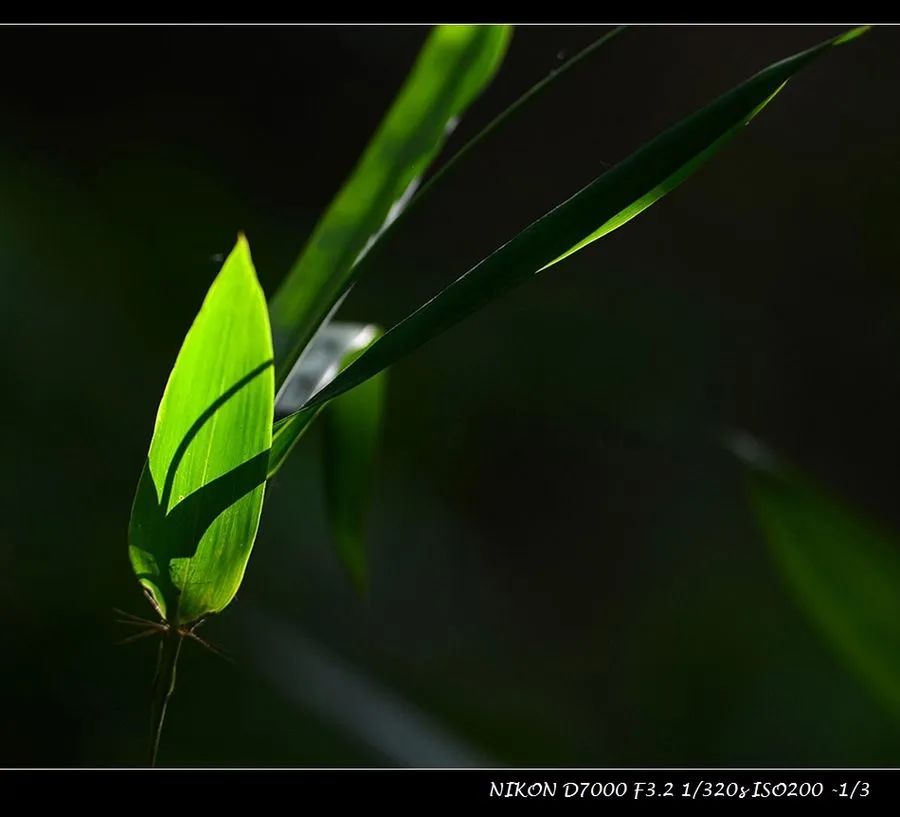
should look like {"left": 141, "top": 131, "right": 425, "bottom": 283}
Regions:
{"left": 281, "top": 27, "right": 868, "bottom": 418}
{"left": 128, "top": 237, "right": 274, "bottom": 625}
{"left": 731, "top": 432, "right": 900, "bottom": 717}
{"left": 270, "top": 24, "right": 512, "bottom": 388}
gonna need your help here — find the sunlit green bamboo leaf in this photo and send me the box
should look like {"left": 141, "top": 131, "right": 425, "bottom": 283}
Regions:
{"left": 731, "top": 431, "right": 900, "bottom": 717}
{"left": 270, "top": 24, "right": 512, "bottom": 388}
{"left": 278, "top": 27, "right": 868, "bottom": 418}
{"left": 128, "top": 236, "right": 274, "bottom": 625}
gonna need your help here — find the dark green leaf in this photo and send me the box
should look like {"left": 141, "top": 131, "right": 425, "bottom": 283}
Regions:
{"left": 284, "top": 27, "right": 868, "bottom": 417}
{"left": 322, "top": 330, "right": 386, "bottom": 591}
{"left": 268, "top": 323, "right": 386, "bottom": 588}
{"left": 128, "top": 237, "right": 274, "bottom": 625}
{"left": 269, "top": 24, "right": 512, "bottom": 388}
{"left": 732, "top": 432, "right": 900, "bottom": 717}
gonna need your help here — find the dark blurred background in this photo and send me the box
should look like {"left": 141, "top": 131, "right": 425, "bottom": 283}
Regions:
{"left": 1, "top": 24, "right": 898, "bottom": 766}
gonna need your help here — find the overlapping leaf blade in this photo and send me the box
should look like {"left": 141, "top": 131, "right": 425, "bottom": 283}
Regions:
{"left": 322, "top": 332, "right": 386, "bottom": 591}
{"left": 733, "top": 434, "right": 900, "bottom": 717}
{"left": 270, "top": 24, "right": 512, "bottom": 388}
{"left": 268, "top": 323, "right": 383, "bottom": 478}
{"left": 269, "top": 408, "right": 319, "bottom": 479}
{"left": 268, "top": 323, "right": 385, "bottom": 588}
{"left": 278, "top": 27, "right": 868, "bottom": 418}
{"left": 128, "top": 237, "right": 274, "bottom": 625}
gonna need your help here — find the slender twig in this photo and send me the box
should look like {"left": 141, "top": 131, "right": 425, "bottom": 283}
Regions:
{"left": 116, "top": 628, "right": 164, "bottom": 647}
{"left": 149, "top": 627, "right": 183, "bottom": 767}
{"left": 114, "top": 607, "right": 159, "bottom": 625}
{"left": 143, "top": 588, "right": 164, "bottom": 619}
{"left": 114, "top": 603, "right": 230, "bottom": 765}
{"left": 185, "top": 628, "right": 234, "bottom": 665}
{"left": 115, "top": 618, "right": 167, "bottom": 629}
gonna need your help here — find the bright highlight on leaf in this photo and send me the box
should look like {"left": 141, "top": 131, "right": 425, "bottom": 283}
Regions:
{"left": 128, "top": 237, "right": 274, "bottom": 625}
{"left": 732, "top": 432, "right": 900, "bottom": 718}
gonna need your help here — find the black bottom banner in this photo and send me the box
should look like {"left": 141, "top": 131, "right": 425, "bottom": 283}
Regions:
{"left": 2, "top": 768, "right": 896, "bottom": 804}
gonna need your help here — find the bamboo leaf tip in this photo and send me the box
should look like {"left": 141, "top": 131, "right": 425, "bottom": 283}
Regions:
{"left": 834, "top": 25, "right": 872, "bottom": 46}
{"left": 234, "top": 231, "right": 253, "bottom": 263}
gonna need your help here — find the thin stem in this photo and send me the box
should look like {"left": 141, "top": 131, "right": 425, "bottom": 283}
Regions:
{"left": 114, "top": 607, "right": 158, "bottom": 624}
{"left": 117, "top": 628, "right": 163, "bottom": 647}
{"left": 149, "top": 627, "right": 183, "bottom": 767}
{"left": 116, "top": 618, "right": 167, "bottom": 629}
{"left": 185, "top": 629, "right": 234, "bottom": 664}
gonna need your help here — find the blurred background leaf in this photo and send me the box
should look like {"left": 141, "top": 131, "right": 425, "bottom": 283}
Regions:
{"left": 733, "top": 432, "right": 900, "bottom": 719}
